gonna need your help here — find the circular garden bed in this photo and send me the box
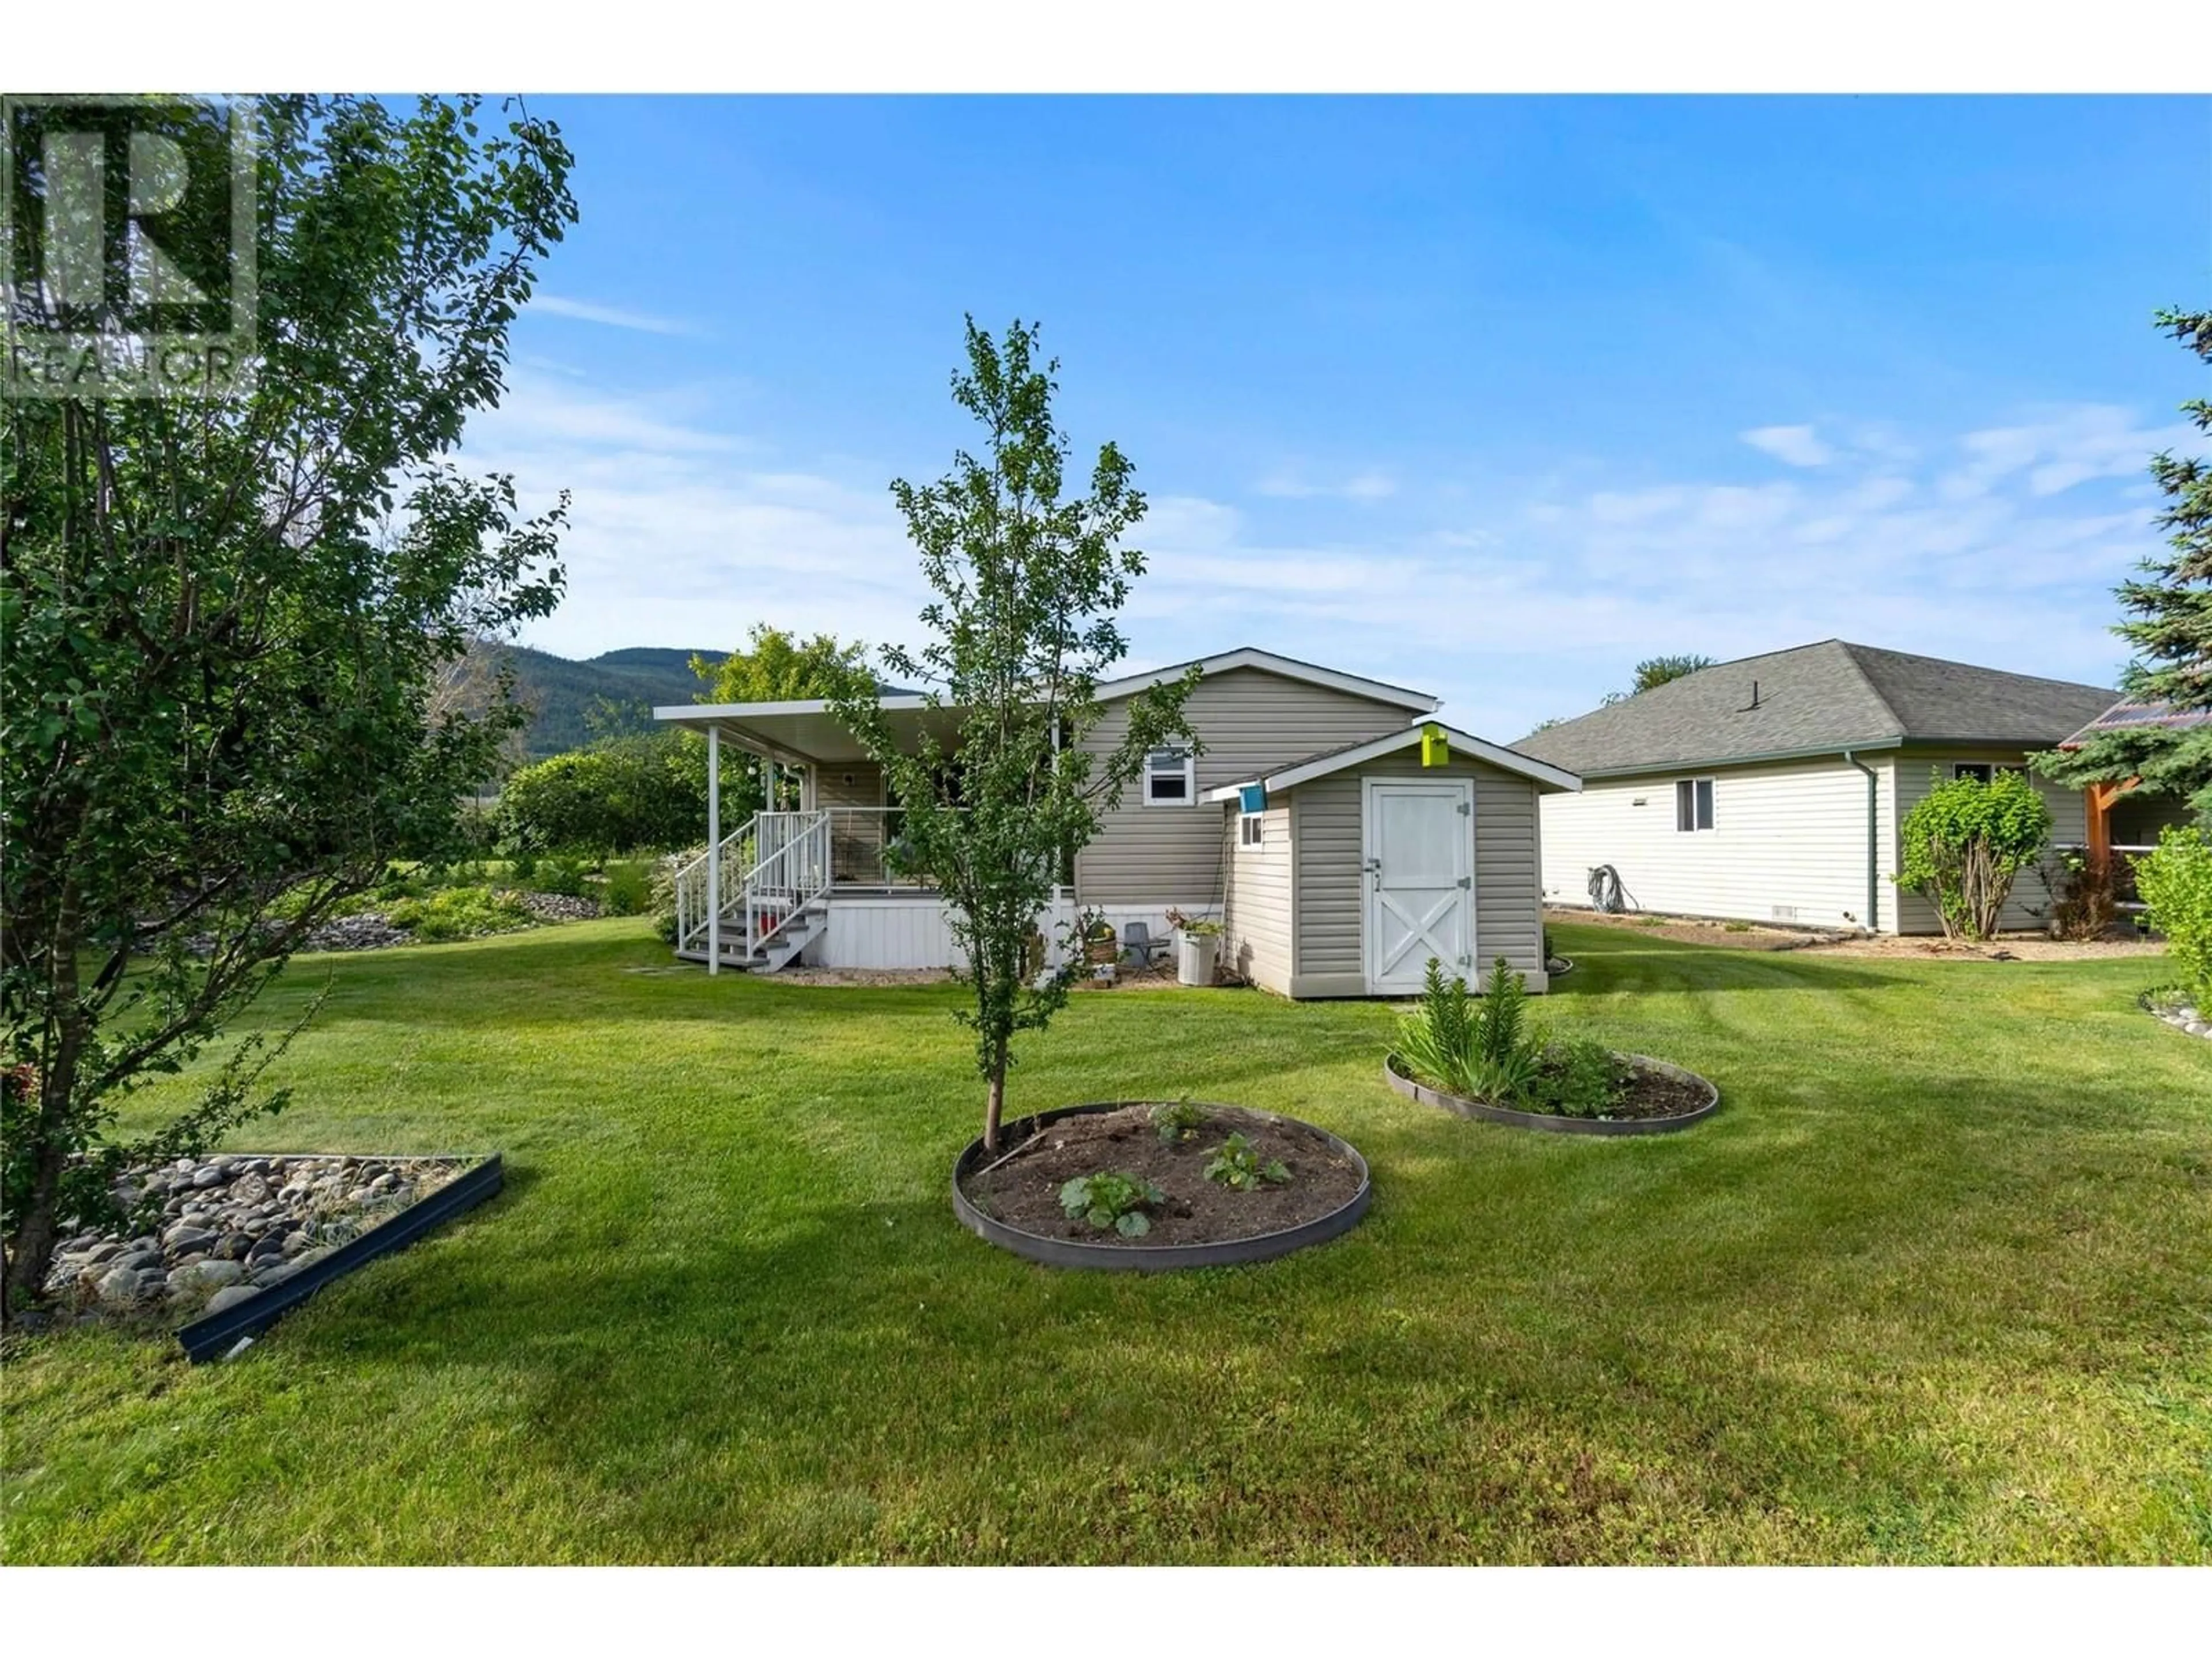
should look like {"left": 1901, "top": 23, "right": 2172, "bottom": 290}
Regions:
{"left": 952, "top": 1101, "right": 1370, "bottom": 1270}
{"left": 1384, "top": 1051, "right": 1718, "bottom": 1135}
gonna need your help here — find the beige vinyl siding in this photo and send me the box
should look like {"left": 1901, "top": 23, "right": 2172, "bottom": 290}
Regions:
{"left": 1220, "top": 806, "right": 1294, "bottom": 994}
{"left": 1291, "top": 755, "right": 1547, "bottom": 994}
{"left": 1888, "top": 750, "right": 2088, "bottom": 934}
{"left": 813, "top": 761, "right": 888, "bottom": 882}
{"left": 813, "top": 762, "right": 885, "bottom": 810}
{"left": 1075, "top": 666, "right": 1414, "bottom": 909}
{"left": 1539, "top": 754, "right": 1892, "bottom": 931}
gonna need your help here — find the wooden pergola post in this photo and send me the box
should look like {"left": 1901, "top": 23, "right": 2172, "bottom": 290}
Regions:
{"left": 2084, "top": 777, "right": 2141, "bottom": 875}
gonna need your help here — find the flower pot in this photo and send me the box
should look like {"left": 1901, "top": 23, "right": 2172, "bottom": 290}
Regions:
{"left": 1175, "top": 930, "right": 1215, "bottom": 987}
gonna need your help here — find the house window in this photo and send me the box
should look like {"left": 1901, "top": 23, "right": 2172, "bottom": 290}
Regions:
{"left": 1953, "top": 763, "right": 1994, "bottom": 785}
{"left": 1238, "top": 813, "right": 1264, "bottom": 849}
{"left": 1144, "top": 745, "right": 1195, "bottom": 806}
{"left": 1675, "top": 777, "right": 1715, "bottom": 832}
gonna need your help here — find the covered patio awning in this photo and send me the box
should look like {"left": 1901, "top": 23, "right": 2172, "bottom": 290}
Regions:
{"left": 652, "top": 696, "right": 968, "bottom": 765}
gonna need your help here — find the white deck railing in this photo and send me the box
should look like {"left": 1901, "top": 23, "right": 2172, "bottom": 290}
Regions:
{"left": 742, "top": 811, "right": 832, "bottom": 956}
{"left": 670, "top": 816, "right": 756, "bottom": 955}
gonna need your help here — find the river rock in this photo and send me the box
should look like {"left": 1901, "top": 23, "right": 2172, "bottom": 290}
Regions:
{"left": 204, "top": 1284, "right": 260, "bottom": 1316}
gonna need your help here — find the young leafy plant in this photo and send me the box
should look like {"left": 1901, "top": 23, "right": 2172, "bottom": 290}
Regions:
{"left": 1058, "top": 1171, "right": 1165, "bottom": 1237}
{"left": 1203, "top": 1132, "right": 1290, "bottom": 1191}
{"left": 1518, "top": 1037, "right": 1630, "bottom": 1119}
{"left": 1150, "top": 1097, "right": 1209, "bottom": 1146}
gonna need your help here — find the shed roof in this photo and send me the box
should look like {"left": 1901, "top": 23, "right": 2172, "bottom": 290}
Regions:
{"left": 1205, "top": 723, "right": 1581, "bottom": 800}
{"left": 1510, "top": 641, "right": 2118, "bottom": 779}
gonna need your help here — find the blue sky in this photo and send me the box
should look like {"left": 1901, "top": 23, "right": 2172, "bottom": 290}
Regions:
{"left": 466, "top": 95, "right": 2210, "bottom": 739}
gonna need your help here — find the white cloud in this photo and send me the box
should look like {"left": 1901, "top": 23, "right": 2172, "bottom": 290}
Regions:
{"left": 1741, "top": 424, "right": 1834, "bottom": 467}
{"left": 460, "top": 379, "right": 2181, "bottom": 747}
{"left": 529, "top": 294, "right": 696, "bottom": 335}
{"left": 1254, "top": 467, "right": 1397, "bottom": 501}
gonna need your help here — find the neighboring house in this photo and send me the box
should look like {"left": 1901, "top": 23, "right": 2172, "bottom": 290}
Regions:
{"left": 2052, "top": 696, "right": 2202, "bottom": 914}
{"left": 653, "top": 647, "right": 1580, "bottom": 995}
{"left": 1512, "top": 641, "right": 2121, "bottom": 934}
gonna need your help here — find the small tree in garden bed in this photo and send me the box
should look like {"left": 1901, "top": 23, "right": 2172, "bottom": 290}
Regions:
{"left": 832, "top": 319, "right": 1198, "bottom": 1150}
{"left": 2135, "top": 825, "right": 2212, "bottom": 998}
{"left": 1895, "top": 770, "right": 2054, "bottom": 941}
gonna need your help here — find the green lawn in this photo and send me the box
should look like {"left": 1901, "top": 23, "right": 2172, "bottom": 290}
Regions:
{"left": 4, "top": 920, "right": 2208, "bottom": 1563}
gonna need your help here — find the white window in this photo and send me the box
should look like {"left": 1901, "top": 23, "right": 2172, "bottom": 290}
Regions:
{"left": 1238, "top": 813, "right": 1264, "bottom": 849}
{"left": 1675, "top": 777, "right": 1715, "bottom": 832}
{"left": 1143, "top": 745, "right": 1195, "bottom": 807}
{"left": 1952, "top": 763, "right": 1994, "bottom": 785}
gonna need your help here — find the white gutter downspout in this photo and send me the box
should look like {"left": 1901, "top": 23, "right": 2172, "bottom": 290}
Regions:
{"left": 1844, "top": 750, "right": 1878, "bottom": 933}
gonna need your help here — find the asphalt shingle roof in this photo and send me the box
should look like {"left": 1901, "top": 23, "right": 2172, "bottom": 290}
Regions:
{"left": 1510, "top": 641, "right": 2119, "bottom": 778}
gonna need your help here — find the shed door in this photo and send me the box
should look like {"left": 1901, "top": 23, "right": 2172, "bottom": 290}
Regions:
{"left": 1363, "top": 778, "right": 1474, "bottom": 994}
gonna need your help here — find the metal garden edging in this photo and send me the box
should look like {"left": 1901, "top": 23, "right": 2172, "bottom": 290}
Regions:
{"left": 1384, "top": 1054, "right": 1719, "bottom": 1137}
{"left": 173, "top": 1153, "right": 505, "bottom": 1363}
{"left": 951, "top": 1101, "right": 1370, "bottom": 1271}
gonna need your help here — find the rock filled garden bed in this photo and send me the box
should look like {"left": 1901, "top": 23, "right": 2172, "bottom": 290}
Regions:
{"left": 2143, "top": 988, "right": 2212, "bottom": 1040}
{"left": 37, "top": 1153, "right": 472, "bottom": 1328}
{"left": 954, "top": 1101, "right": 1370, "bottom": 1268}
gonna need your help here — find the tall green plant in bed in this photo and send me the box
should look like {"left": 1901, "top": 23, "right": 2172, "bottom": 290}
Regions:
{"left": 1396, "top": 957, "right": 1545, "bottom": 1103}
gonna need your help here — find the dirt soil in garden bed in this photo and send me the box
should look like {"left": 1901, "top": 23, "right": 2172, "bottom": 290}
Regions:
{"left": 1584, "top": 1060, "right": 1711, "bottom": 1121}
{"left": 961, "top": 1104, "right": 1362, "bottom": 1247}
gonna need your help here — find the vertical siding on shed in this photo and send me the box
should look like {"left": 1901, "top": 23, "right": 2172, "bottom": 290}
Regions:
{"left": 1887, "top": 750, "right": 2088, "bottom": 934}
{"left": 1539, "top": 754, "right": 1894, "bottom": 932}
{"left": 1074, "top": 666, "right": 1414, "bottom": 910}
{"left": 1220, "top": 805, "right": 1294, "bottom": 994}
{"left": 1291, "top": 755, "right": 1546, "bottom": 994}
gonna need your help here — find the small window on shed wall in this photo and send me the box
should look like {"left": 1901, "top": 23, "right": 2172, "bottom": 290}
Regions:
{"left": 1238, "top": 813, "right": 1264, "bottom": 850}
{"left": 1675, "top": 778, "right": 1715, "bottom": 832}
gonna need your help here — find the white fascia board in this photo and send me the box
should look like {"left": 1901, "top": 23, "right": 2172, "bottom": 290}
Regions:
{"left": 652, "top": 695, "right": 936, "bottom": 724}
{"left": 1205, "top": 725, "right": 1582, "bottom": 801}
{"left": 1096, "top": 647, "right": 1439, "bottom": 713}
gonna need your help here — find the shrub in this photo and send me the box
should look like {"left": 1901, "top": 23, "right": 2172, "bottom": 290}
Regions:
{"left": 1395, "top": 956, "right": 1546, "bottom": 1103}
{"left": 533, "top": 854, "right": 590, "bottom": 897}
{"left": 647, "top": 849, "right": 700, "bottom": 945}
{"left": 602, "top": 862, "right": 652, "bottom": 917}
{"left": 2136, "top": 825, "right": 2212, "bottom": 998}
{"left": 497, "top": 733, "right": 706, "bottom": 858}
{"left": 1057, "top": 1171, "right": 1165, "bottom": 1237}
{"left": 387, "top": 886, "right": 532, "bottom": 942}
{"left": 2042, "top": 846, "right": 2119, "bottom": 940}
{"left": 1896, "top": 770, "right": 2053, "bottom": 940}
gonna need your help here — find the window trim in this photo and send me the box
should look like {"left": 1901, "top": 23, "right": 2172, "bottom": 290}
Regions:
{"left": 1237, "top": 812, "right": 1265, "bottom": 850}
{"left": 1143, "top": 745, "right": 1196, "bottom": 808}
{"left": 1675, "top": 776, "right": 1715, "bottom": 833}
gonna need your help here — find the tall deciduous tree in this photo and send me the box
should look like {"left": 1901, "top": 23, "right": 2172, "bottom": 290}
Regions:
{"left": 1600, "top": 653, "right": 1716, "bottom": 707}
{"left": 2032, "top": 308, "right": 2212, "bottom": 817}
{"left": 0, "top": 96, "right": 575, "bottom": 1317}
{"left": 832, "top": 320, "right": 1196, "bottom": 1150}
{"left": 677, "top": 623, "right": 874, "bottom": 818}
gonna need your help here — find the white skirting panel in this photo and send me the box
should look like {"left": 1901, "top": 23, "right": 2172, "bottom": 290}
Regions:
{"left": 815, "top": 897, "right": 965, "bottom": 971}
{"left": 810, "top": 893, "right": 1086, "bottom": 971}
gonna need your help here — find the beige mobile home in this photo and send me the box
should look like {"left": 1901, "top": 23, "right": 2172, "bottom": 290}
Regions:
{"left": 653, "top": 647, "right": 1580, "bottom": 994}
{"left": 1512, "top": 641, "right": 2124, "bottom": 934}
